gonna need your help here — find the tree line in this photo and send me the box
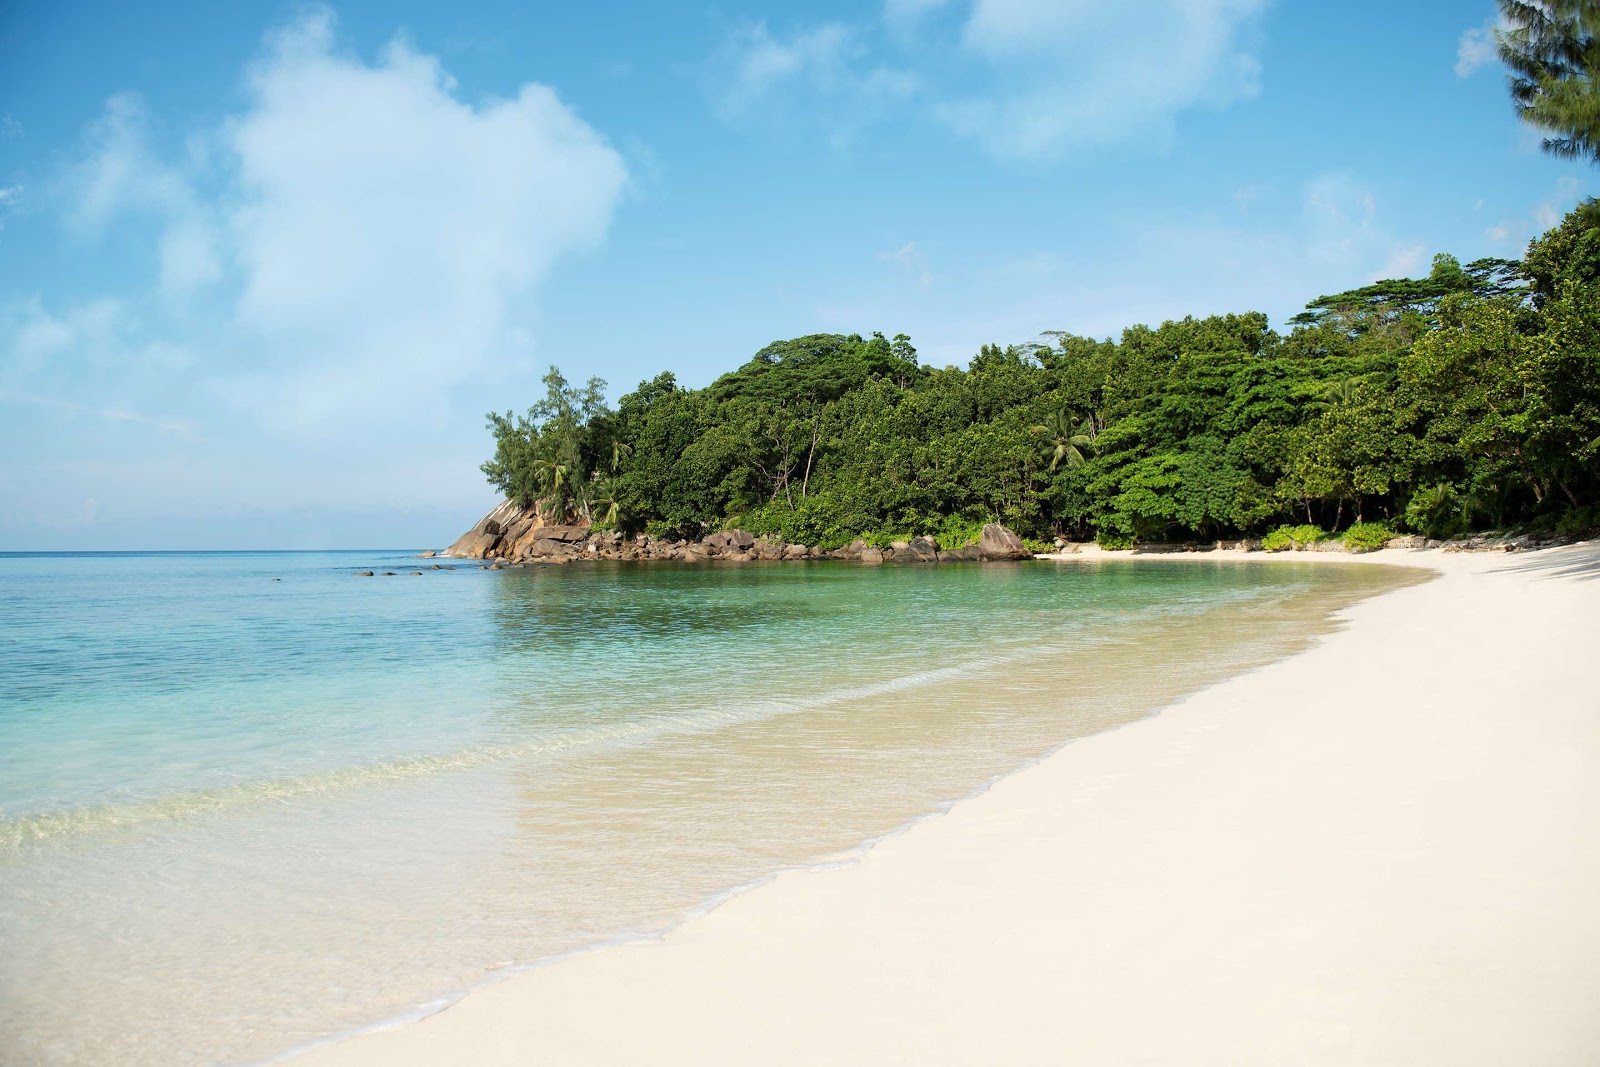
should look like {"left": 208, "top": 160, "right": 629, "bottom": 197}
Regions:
{"left": 481, "top": 208, "right": 1600, "bottom": 549}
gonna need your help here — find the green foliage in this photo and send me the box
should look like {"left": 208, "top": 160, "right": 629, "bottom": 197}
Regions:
{"left": 1404, "top": 484, "right": 1466, "bottom": 540}
{"left": 482, "top": 207, "right": 1600, "bottom": 549}
{"left": 1095, "top": 529, "right": 1135, "bottom": 550}
{"left": 932, "top": 516, "right": 989, "bottom": 551}
{"left": 1556, "top": 504, "right": 1600, "bottom": 536}
{"left": 1262, "top": 525, "right": 1328, "bottom": 552}
{"left": 1342, "top": 522, "right": 1396, "bottom": 552}
{"left": 1497, "top": 1, "right": 1600, "bottom": 164}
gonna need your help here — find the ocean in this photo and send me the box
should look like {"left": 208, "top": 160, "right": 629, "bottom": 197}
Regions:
{"left": 0, "top": 550, "right": 1415, "bottom": 1064}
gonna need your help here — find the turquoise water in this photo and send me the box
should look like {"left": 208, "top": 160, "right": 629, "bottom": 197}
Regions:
{"left": 0, "top": 551, "right": 1414, "bottom": 1064}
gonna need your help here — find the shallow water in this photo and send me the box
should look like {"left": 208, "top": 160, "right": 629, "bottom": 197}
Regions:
{"left": 0, "top": 551, "right": 1419, "bottom": 1064}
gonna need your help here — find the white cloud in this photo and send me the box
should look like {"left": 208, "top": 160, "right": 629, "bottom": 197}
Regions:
{"left": 713, "top": 0, "right": 1272, "bottom": 160}
{"left": 222, "top": 11, "right": 627, "bottom": 427}
{"left": 67, "top": 93, "right": 223, "bottom": 296}
{"left": 1373, "top": 243, "right": 1427, "bottom": 281}
{"left": 713, "top": 21, "right": 917, "bottom": 127}
{"left": 1483, "top": 175, "right": 1585, "bottom": 250}
{"left": 1300, "top": 174, "right": 1430, "bottom": 282}
{"left": 939, "top": 0, "right": 1271, "bottom": 158}
{"left": 881, "top": 241, "right": 931, "bottom": 285}
{"left": 0, "top": 184, "right": 20, "bottom": 229}
{"left": 2, "top": 296, "right": 190, "bottom": 385}
{"left": 884, "top": 0, "right": 950, "bottom": 25}
{"left": 49, "top": 10, "right": 627, "bottom": 434}
{"left": 1455, "top": 15, "right": 1509, "bottom": 78}
{"left": 0, "top": 389, "right": 194, "bottom": 437}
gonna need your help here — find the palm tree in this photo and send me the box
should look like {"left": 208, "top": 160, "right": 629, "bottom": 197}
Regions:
{"left": 590, "top": 478, "right": 624, "bottom": 528}
{"left": 534, "top": 458, "right": 571, "bottom": 517}
{"left": 1497, "top": 1, "right": 1600, "bottom": 164}
{"left": 1324, "top": 378, "right": 1360, "bottom": 406}
{"left": 609, "top": 439, "right": 632, "bottom": 473}
{"left": 1030, "top": 410, "right": 1095, "bottom": 471}
{"left": 1409, "top": 483, "right": 1459, "bottom": 539}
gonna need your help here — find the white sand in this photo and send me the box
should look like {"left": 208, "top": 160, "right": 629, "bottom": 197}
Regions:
{"left": 297, "top": 544, "right": 1600, "bottom": 1066}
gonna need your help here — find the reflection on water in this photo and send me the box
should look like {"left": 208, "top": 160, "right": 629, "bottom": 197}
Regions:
{"left": 0, "top": 556, "right": 1422, "bottom": 1065}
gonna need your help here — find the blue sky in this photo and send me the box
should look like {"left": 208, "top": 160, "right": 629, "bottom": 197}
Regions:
{"left": 0, "top": 0, "right": 1587, "bottom": 549}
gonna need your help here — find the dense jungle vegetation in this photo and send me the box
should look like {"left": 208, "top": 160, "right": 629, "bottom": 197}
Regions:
{"left": 481, "top": 1, "right": 1600, "bottom": 549}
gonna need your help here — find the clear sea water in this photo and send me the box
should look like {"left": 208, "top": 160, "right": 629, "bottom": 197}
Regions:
{"left": 0, "top": 550, "right": 1417, "bottom": 1064}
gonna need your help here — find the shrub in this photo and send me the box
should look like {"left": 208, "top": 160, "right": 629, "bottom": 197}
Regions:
{"left": 932, "top": 516, "right": 989, "bottom": 551}
{"left": 1555, "top": 505, "right": 1600, "bottom": 537}
{"left": 1261, "top": 524, "right": 1326, "bottom": 552}
{"left": 1342, "top": 521, "right": 1395, "bottom": 552}
{"left": 1403, "top": 484, "right": 1465, "bottom": 540}
{"left": 1095, "top": 529, "right": 1135, "bottom": 550}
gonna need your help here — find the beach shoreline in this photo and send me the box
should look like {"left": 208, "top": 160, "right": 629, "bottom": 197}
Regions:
{"left": 295, "top": 542, "right": 1600, "bottom": 1066}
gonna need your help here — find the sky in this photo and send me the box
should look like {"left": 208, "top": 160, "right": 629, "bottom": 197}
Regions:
{"left": 0, "top": 0, "right": 1589, "bottom": 550}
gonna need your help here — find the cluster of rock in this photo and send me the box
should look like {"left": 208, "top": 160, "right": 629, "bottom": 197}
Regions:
{"left": 442, "top": 500, "right": 1033, "bottom": 565}
{"left": 1042, "top": 529, "right": 1576, "bottom": 556}
{"left": 1434, "top": 529, "right": 1578, "bottom": 553}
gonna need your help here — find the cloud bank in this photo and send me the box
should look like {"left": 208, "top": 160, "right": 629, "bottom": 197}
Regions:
{"left": 712, "top": 0, "right": 1274, "bottom": 159}
{"left": 38, "top": 9, "right": 627, "bottom": 433}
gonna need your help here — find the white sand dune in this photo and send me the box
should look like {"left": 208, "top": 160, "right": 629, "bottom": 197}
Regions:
{"left": 297, "top": 543, "right": 1600, "bottom": 1066}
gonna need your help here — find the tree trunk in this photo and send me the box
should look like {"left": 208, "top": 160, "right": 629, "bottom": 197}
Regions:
{"left": 801, "top": 417, "right": 820, "bottom": 499}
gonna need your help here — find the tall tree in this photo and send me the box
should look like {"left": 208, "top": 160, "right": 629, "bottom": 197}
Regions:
{"left": 1498, "top": 0, "right": 1600, "bottom": 163}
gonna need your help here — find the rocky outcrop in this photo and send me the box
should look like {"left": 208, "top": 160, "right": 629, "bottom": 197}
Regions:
{"left": 442, "top": 500, "right": 595, "bottom": 561}
{"left": 443, "top": 502, "right": 1036, "bottom": 567}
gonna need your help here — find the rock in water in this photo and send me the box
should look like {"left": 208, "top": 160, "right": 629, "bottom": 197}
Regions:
{"left": 355, "top": 571, "right": 375, "bottom": 577}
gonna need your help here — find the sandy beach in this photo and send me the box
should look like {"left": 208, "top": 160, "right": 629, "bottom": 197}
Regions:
{"left": 297, "top": 543, "right": 1600, "bottom": 1067}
